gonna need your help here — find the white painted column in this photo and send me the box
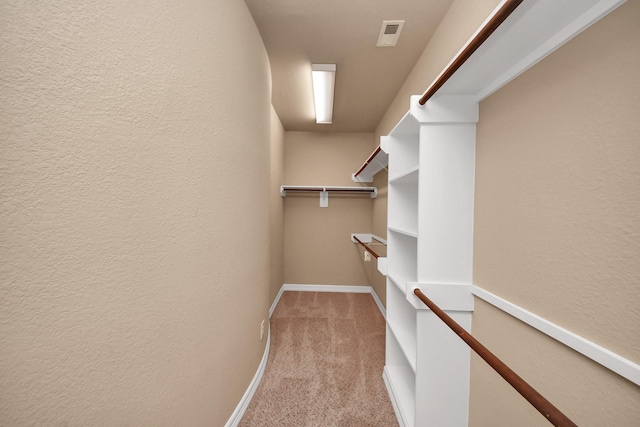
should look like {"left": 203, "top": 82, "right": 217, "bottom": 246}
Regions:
{"left": 409, "top": 94, "right": 478, "bottom": 427}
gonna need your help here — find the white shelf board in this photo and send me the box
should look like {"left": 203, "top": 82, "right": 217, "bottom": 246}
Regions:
{"left": 377, "top": 257, "right": 388, "bottom": 276}
{"left": 383, "top": 365, "right": 416, "bottom": 427}
{"left": 388, "top": 111, "right": 419, "bottom": 138}
{"left": 388, "top": 226, "right": 418, "bottom": 239}
{"left": 388, "top": 274, "right": 408, "bottom": 294}
{"left": 389, "top": 166, "right": 419, "bottom": 185}
{"left": 352, "top": 145, "right": 388, "bottom": 183}
{"left": 432, "top": 0, "right": 625, "bottom": 101}
{"left": 387, "top": 318, "right": 417, "bottom": 373}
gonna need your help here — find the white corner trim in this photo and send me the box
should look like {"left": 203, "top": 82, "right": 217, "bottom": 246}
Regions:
{"left": 282, "top": 283, "right": 373, "bottom": 293}
{"left": 472, "top": 286, "right": 640, "bottom": 386}
{"left": 224, "top": 325, "right": 270, "bottom": 427}
{"left": 370, "top": 287, "right": 386, "bottom": 319}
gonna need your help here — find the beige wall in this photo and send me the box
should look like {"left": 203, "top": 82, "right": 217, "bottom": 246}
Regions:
{"left": 283, "top": 132, "right": 376, "bottom": 286}
{"left": 0, "top": 1, "right": 272, "bottom": 425}
{"left": 270, "top": 106, "right": 285, "bottom": 304}
{"left": 471, "top": 2, "right": 640, "bottom": 425}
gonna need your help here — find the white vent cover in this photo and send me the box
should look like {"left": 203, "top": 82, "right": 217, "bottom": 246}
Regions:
{"left": 376, "top": 20, "right": 405, "bottom": 47}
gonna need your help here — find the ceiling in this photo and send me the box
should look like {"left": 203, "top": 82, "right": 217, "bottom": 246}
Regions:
{"left": 244, "top": 0, "right": 454, "bottom": 133}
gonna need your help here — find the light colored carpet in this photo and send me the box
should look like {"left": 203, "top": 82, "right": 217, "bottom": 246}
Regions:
{"left": 239, "top": 291, "right": 398, "bottom": 427}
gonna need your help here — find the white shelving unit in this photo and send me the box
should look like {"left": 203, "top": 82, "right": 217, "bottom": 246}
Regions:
{"left": 383, "top": 101, "right": 476, "bottom": 427}
{"left": 381, "top": 1, "right": 624, "bottom": 426}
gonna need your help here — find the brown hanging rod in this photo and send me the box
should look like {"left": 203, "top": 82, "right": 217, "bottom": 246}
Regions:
{"left": 413, "top": 288, "right": 578, "bottom": 427}
{"left": 418, "top": 0, "right": 524, "bottom": 106}
{"left": 354, "top": 146, "right": 382, "bottom": 177}
{"left": 353, "top": 236, "right": 380, "bottom": 259}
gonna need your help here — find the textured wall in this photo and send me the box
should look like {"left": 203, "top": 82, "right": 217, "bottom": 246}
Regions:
{"left": 283, "top": 132, "right": 375, "bottom": 286}
{"left": 0, "top": 1, "right": 272, "bottom": 425}
{"left": 471, "top": 1, "right": 640, "bottom": 425}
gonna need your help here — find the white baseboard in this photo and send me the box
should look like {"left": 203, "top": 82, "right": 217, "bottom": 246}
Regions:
{"left": 282, "top": 283, "right": 372, "bottom": 293}
{"left": 224, "top": 325, "right": 270, "bottom": 427}
{"left": 269, "top": 286, "right": 286, "bottom": 318}
{"left": 369, "top": 287, "right": 386, "bottom": 319}
{"left": 275, "top": 284, "right": 385, "bottom": 318}
{"left": 472, "top": 285, "right": 640, "bottom": 386}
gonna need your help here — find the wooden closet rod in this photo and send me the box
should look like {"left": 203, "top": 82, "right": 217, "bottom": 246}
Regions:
{"left": 353, "top": 236, "right": 380, "bottom": 259}
{"left": 418, "top": 0, "right": 524, "bottom": 106}
{"left": 413, "top": 288, "right": 578, "bottom": 427}
{"left": 354, "top": 146, "right": 382, "bottom": 177}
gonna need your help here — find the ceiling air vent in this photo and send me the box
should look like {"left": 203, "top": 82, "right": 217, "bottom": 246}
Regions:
{"left": 377, "top": 20, "right": 405, "bottom": 47}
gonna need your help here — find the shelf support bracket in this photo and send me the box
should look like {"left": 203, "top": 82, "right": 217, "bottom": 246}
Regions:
{"left": 319, "top": 188, "right": 329, "bottom": 207}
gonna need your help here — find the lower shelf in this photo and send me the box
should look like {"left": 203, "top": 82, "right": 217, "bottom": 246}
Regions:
{"left": 385, "top": 328, "right": 416, "bottom": 427}
{"left": 387, "top": 281, "right": 417, "bottom": 372}
{"left": 383, "top": 365, "right": 416, "bottom": 427}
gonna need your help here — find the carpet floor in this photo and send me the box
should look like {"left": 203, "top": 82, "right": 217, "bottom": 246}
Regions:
{"left": 239, "top": 291, "right": 398, "bottom": 427}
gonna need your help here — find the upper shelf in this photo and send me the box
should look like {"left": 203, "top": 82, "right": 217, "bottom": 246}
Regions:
{"left": 352, "top": 138, "right": 389, "bottom": 183}
{"left": 424, "top": 0, "right": 624, "bottom": 103}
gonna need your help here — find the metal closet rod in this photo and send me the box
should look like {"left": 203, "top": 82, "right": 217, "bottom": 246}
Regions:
{"left": 418, "top": 0, "right": 524, "bottom": 105}
{"left": 413, "top": 288, "right": 578, "bottom": 427}
{"left": 280, "top": 185, "right": 377, "bottom": 195}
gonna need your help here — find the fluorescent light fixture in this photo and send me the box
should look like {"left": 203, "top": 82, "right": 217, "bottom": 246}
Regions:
{"left": 311, "top": 64, "right": 336, "bottom": 124}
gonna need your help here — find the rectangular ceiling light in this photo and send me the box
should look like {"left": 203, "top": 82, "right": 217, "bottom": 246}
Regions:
{"left": 311, "top": 64, "right": 336, "bottom": 124}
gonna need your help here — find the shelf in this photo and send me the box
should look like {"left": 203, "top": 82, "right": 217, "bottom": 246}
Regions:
{"left": 387, "top": 323, "right": 417, "bottom": 374}
{"left": 388, "top": 139, "right": 419, "bottom": 180}
{"left": 388, "top": 179, "right": 418, "bottom": 235}
{"left": 387, "top": 283, "right": 417, "bottom": 372}
{"left": 388, "top": 274, "right": 406, "bottom": 294}
{"left": 388, "top": 226, "right": 418, "bottom": 239}
{"left": 388, "top": 111, "right": 419, "bottom": 137}
{"left": 384, "top": 331, "right": 416, "bottom": 427}
{"left": 351, "top": 233, "right": 388, "bottom": 275}
{"left": 433, "top": 0, "right": 624, "bottom": 102}
{"left": 377, "top": 257, "right": 387, "bottom": 276}
{"left": 389, "top": 166, "right": 419, "bottom": 185}
{"left": 387, "top": 231, "right": 417, "bottom": 293}
{"left": 352, "top": 144, "right": 389, "bottom": 183}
